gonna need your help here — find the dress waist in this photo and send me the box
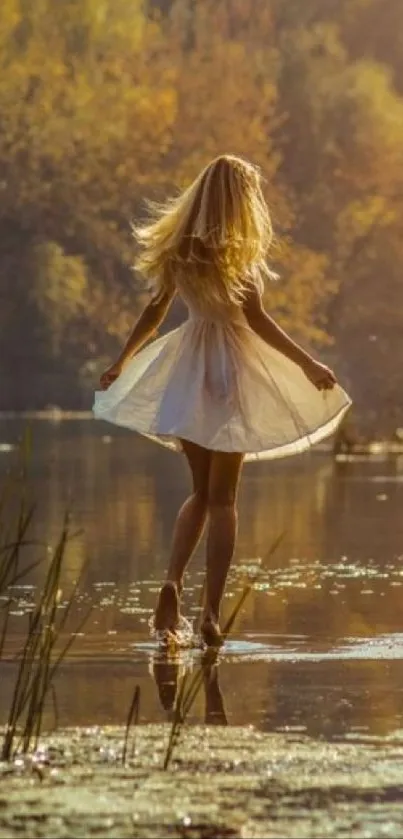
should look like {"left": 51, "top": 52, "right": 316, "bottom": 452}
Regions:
{"left": 186, "top": 312, "right": 246, "bottom": 329}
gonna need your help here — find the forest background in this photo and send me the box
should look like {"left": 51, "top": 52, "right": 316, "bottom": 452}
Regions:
{"left": 2, "top": 0, "right": 403, "bottom": 436}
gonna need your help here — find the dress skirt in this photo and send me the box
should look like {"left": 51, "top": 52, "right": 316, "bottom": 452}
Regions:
{"left": 93, "top": 316, "right": 351, "bottom": 462}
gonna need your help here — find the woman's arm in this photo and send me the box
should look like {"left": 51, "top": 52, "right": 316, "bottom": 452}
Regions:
{"left": 100, "top": 288, "right": 175, "bottom": 390}
{"left": 116, "top": 289, "right": 175, "bottom": 366}
{"left": 242, "top": 285, "right": 337, "bottom": 390}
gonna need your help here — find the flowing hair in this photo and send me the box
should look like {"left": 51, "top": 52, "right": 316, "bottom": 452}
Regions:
{"left": 132, "top": 154, "right": 274, "bottom": 310}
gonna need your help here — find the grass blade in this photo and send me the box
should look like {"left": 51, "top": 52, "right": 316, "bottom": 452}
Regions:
{"left": 122, "top": 686, "right": 141, "bottom": 766}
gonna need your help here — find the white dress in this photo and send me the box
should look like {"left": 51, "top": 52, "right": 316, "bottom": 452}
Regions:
{"left": 93, "top": 293, "right": 351, "bottom": 462}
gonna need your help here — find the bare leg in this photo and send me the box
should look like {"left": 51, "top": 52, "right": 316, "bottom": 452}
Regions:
{"left": 155, "top": 440, "right": 210, "bottom": 633}
{"left": 202, "top": 451, "right": 244, "bottom": 646}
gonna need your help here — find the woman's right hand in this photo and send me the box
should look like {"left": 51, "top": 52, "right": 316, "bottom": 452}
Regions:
{"left": 302, "top": 358, "right": 337, "bottom": 391}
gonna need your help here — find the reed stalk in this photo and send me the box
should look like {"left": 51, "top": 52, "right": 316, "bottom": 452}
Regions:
{"left": 122, "top": 685, "right": 141, "bottom": 766}
{"left": 0, "top": 433, "right": 90, "bottom": 759}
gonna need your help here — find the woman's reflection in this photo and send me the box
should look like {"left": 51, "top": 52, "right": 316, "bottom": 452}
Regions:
{"left": 151, "top": 649, "right": 227, "bottom": 725}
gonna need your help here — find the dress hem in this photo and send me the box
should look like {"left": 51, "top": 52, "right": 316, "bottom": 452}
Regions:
{"left": 93, "top": 399, "right": 352, "bottom": 462}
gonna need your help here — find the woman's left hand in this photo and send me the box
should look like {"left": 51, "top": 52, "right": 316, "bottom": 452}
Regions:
{"left": 302, "top": 358, "right": 337, "bottom": 391}
{"left": 99, "top": 361, "right": 123, "bottom": 390}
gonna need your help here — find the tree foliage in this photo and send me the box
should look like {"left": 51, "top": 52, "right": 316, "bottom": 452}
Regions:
{"left": 1, "top": 0, "right": 402, "bottom": 428}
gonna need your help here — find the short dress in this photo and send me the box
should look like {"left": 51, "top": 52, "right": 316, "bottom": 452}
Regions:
{"left": 93, "top": 290, "right": 351, "bottom": 462}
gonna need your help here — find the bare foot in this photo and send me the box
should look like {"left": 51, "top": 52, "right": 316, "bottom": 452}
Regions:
{"left": 154, "top": 582, "right": 180, "bottom": 633}
{"left": 201, "top": 614, "right": 223, "bottom": 648}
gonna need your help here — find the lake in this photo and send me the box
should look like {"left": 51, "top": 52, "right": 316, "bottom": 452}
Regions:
{"left": 1, "top": 418, "right": 403, "bottom": 739}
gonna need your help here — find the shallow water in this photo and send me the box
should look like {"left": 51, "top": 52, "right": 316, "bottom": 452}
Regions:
{"left": 1, "top": 418, "right": 403, "bottom": 739}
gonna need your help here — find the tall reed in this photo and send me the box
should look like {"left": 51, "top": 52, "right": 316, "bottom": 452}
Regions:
{"left": 0, "top": 430, "right": 41, "bottom": 660}
{"left": 122, "top": 685, "right": 141, "bottom": 766}
{"left": 0, "top": 432, "right": 90, "bottom": 759}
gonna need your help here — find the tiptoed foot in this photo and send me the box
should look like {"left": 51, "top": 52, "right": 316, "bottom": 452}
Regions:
{"left": 154, "top": 581, "right": 180, "bottom": 634}
{"left": 200, "top": 614, "right": 224, "bottom": 648}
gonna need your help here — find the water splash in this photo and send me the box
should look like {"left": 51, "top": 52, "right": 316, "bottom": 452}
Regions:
{"left": 148, "top": 613, "right": 196, "bottom": 649}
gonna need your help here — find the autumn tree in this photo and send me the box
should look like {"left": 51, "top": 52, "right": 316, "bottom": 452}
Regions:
{"left": 1, "top": 0, "right": 403, "bottom": 428}
{"left": 270, "top": 9, "right": 403, "bottom": 430}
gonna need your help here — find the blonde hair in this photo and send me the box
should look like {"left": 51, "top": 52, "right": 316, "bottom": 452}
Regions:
{"left": 133, "top": 154, "right": 274, "bottom": 310}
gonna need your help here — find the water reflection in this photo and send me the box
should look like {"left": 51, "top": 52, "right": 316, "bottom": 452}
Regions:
{"left": 0, "top": 418, "right": 403, "bottom": 739}
{"left": 151, "top": 648, "right": 228, "bottom": 726}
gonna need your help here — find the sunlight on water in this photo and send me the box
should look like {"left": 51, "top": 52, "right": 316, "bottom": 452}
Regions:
{"left": 1, "top": 418, "right": 403, "bottom": 738}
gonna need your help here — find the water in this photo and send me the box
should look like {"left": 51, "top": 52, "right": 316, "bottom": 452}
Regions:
{"left": 1, "top": 418, "right": 403, "bottom": 739}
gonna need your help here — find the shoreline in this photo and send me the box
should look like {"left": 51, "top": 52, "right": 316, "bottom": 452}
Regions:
{"left": 0, "top": 411, "right": 403, "bottom": 459}
{"left": 1, "top": 724, "right": 403, "bottom": 838}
